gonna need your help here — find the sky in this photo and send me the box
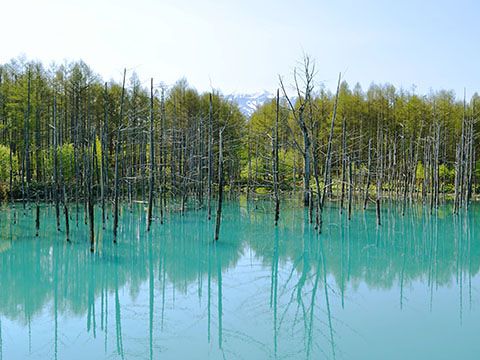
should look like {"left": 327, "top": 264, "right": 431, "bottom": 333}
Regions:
{"left": 1, "top": 0, "right": 479, "bottom": 97}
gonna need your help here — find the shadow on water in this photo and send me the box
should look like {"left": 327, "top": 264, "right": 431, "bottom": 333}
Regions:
{"left": 0, "top": 200, "right": 479, "bottom": 359}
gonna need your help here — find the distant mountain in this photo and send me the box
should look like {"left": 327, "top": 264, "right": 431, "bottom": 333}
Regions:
{"left": 227, "top": 91, "right": 275, "bottom": 117}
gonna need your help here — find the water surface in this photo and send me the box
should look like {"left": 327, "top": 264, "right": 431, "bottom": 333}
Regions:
{"left": 0, "top": 200, "right": 479, "bottom": 359}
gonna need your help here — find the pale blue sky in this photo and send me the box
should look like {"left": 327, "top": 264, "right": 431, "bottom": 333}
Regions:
{"left": 1, "top": 0, "right": 478, "bottom": 96}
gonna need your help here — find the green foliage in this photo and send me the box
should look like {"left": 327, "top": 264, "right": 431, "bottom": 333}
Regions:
{"left": 42, "top": 144, "right": 75, "bottom": 182}
{"left": 0, "top": 56, "right": 477, "bottom": 201}
{"left": 439, "top": 164, "right": 455, "bottom": 183}
{"left": 416, "top": 162, "right": 424, "bottom": 181}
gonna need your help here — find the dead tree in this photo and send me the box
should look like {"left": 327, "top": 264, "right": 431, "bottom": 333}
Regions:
{"left": 208, "top": 93, "right": 213, "bottom": 220}
{"left": 113, "top": 69, "right": 126, "bottom": 243}
{"left": 279, "top": 56, "right": 315, "bottom": 206}
{"left": 88, "top": 130, "right": 95, "bottom": 252}
{"left": 56, "top": 93, "right": 70, "bottom": 242}
{"left": 363, "top": 138, "right": 372, "bottom": 210}
{"left": 321, "top": 73, "right": 342, "bottom": 209}
{"left": 340, "top": 117, "right": 347, "bottom": 213}
{"left": 34, "top": 73, "right": 40, "bottom": 237}
{"left": 273, "top": 89, "right": 280, "bottom": 225}
{"left": 311, "top": 119, "right": 323, "bottom": 232}
{"left": 147, "top": 78, "right": 155, "bottom": 231}
{"left": 100, "top": 82, "right": 109, "bottom": 228}
{"left": 23, "top": 69, "right": 32, "bottom": 213}
{"left": 348, "top": 155, "right": 353, "bottom": 220}
{"left": 376, "top": 125, "right": 383, "bottom": 226}
{"left": 53, "top": 94, "right": 60, "bottom": 231}
{"left": 214, "top": 128, "right": 224, "bottom": 241}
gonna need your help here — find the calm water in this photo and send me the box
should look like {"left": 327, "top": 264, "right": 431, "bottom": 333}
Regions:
{"left": 0, "top": 200, "right": 478, "bottom": 359}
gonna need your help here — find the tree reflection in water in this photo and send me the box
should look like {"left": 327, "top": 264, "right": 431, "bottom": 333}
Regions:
{"left": 0, "top": 200, "right": 479, "bottom": 359}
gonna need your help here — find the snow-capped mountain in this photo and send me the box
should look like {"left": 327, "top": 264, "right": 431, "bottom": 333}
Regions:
{"left": 227, "top": 90, "right": 275, "bottom": 117}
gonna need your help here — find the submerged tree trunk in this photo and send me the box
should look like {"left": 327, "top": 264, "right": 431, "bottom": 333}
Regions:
{"left": 321, "top": 73, "right": 341, "bottom": 209}
{"left": 273, "top": 89, "right": 280, "bottom": 226}
{"left": 363, "top": 138, "right": 372, "bottom": 210}
{"left": 303, "top": 125, "right": 311, "bottom": 207}
{"left": 214, "top": 128, "right": 224, "bottom": 241}
{"left": 100, "top": 82, "right": 109, "bottom": 228}
{"left": 53, "top": 94, "right": 60, "bottom": 231}
{"left": 340, "top": 117, "right": 347, "bottom": 213}
{"left": 34, "top": 74, "right": 40, "bottom": 237}
{"left": 147, "top": 78, "right": 155, "bottom": 232}
{"left": 311, "top": 132, "right": 323, "bottom": 232}
{"left": 25, "top": 71, "right": 32, "bottom": 206}
{"left": 88, "top": 131, "right": 95, "bottom": 252}
{"left": 208, "top": 94, "right": 213, "bottom": 220}
{"left": 376, "top": 126, "right": 383, "bottom": 226}
{"left": 56, "top": 94, "right": 69, "bottom": 242}
{"left": 113, "top": 69, "right": 126, "bottom": 243}
{"left": 348, "top": 156, "right": 353, "bottom": 220}
{"left": 9, "top": 132, "right": 16, "bottom": 224}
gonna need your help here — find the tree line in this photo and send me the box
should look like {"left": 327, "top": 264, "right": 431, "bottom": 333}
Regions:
{"left": 0, "top": 57, "right": 244, "bottom": 246}
{"left": 0, "top": 56, "right": 478, "bottom": 244}
{"left": 248, "top": 56, "right": 478, "bottom": 230}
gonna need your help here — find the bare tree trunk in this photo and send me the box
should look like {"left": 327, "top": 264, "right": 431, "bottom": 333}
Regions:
{"left": 310, "top": 118, "right": 323, "bottom": 232}
{"left": 247, "top": 128, "right": 252, "bottom": 199}
{"left": 279, "top": 56, "right": 316, "bottom": 207}
{"left": 363, "top": 138, "right": 372, "bottom": 210}
{"left": 100, "top": 82, "right": 108, "bottom": 228}
{"left": 34, "top": 74, "right": 41, "bottom": 237}
{"left": 321, "top": 73, "right": 341, "bottom": 209}
{"left": 434, "top": 124, "right": 440, "bottom": 209}
{"left": 9, "top": 131, "right": 16, "bottom": 224}
{"left": 214, "top": 128, "right": 224, "bottom": 241}
{"left": 113, "top": 69, "right": 126, "bottom": 243}
{"left": 454, "top": 142, "right": 461, "bottom": 214}
{"left": 88, "top": 130, "right": 95, "bottom": 253}
{"left": 53, "top": 95, "right": 60, "bottom": 231}
{"left": 466, "top": 115, "right": 474, "bottom": 207}
{"left": 57, "top": 94, "right": 69, "bottom": 242}
{"left": 340, "top": 117, "right": 347, "bottom": 213}
{"left": 159, "top": 87, "right": 166, "bottom": 224}
{"left": 207, "top": 94, "right": 213, "bottom": 220}
{"left": 273, "top": 89, "right": 280, "bottom": 226}
{"left": 348, "top": 156, "right": 353, "bottom": 220}
{"left": 303, "top": 125, "right": 311, "bottom": 207}
{"left": 402, "top": 133, "right": 408, "bottom": 216}
{"left": 376, "top": 126, "right": 383, "bottom": 226}
{"left": 24, "top": 70, "right": 31, "bottom": 211}
{"left": 147, "top": 79, "right": 155, "bottom": 231}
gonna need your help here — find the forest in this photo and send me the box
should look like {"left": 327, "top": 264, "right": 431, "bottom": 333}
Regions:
{"left": 0, "top": 56, "right": 478, "bottom": 246}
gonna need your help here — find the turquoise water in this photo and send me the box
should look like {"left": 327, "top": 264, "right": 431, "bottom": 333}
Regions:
{"left": 0, "top": 200, "right": 478, "bottom": 359}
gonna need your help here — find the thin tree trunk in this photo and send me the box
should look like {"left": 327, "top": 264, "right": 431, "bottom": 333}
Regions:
{"left": 376, "top": 126, "right": 383, "bottom": 226}
{"left": 273, "top": 89, "right": 280, "bottom": 226}
{"left": 208, "top": 94, "right": 214, "bottom": 220}
{"left": 348, "top": 156, "right": 353, "bottom": 220}
{"left": 100, "top": 82, "right": 108, "bottom": 228}
{"left": 214, "top": 128, "right": 224, "bottom": 241}
{"left": 24, "top": 70, "right": 31, "bottom": 209}
{"left": 340, "top": 117, "right": 347, "bottom": 213}
{"left": 9, "top": 132, "right": 16, "bottom": 224}
{"left": 53, "top": 95, "right": 60, "bottom": 231}
{"left": 113, "top": 69, "right": 126, "bottom": 243}
{"left": 34, "top": 74, "right": 40, "bottom": 237}
{"left": 321, "top": 73, "right": 342, "bottom": 209}
{"left": 57, "top": 94, "right": 70, "bottom": 242}
{"left": 363, "top": 138, "right": 372, "bottom": 210}
{"left": 88, "top": 130, "right": 95, "bottom": 253}
{"left": 147, "top": 78, "right": 155, "bottom": 231}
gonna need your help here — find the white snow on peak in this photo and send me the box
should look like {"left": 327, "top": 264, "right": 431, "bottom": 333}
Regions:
{"left": 227, "top": 90, "right": 276, "bottom": 117}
